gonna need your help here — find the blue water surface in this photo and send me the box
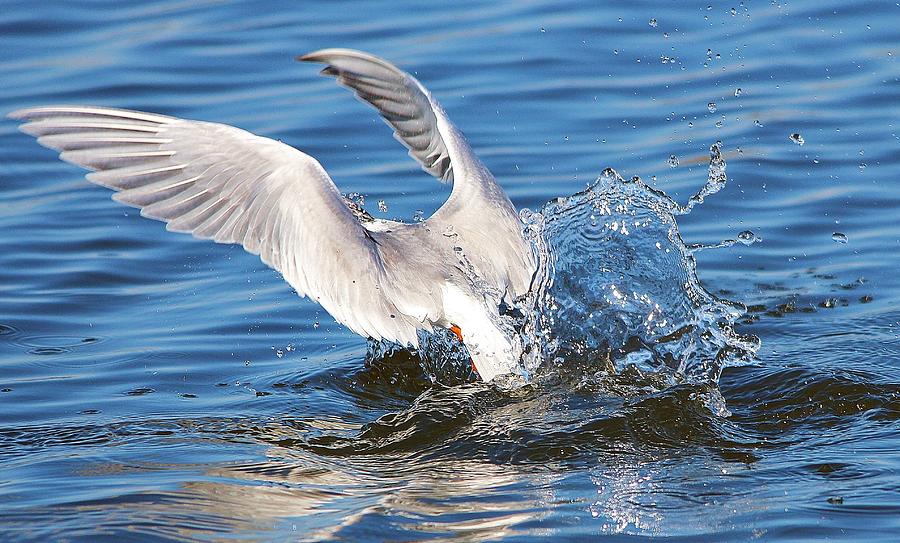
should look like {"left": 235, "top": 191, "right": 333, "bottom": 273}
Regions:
{"left": 1, "top": 1, "right": 900, "bottom": 541}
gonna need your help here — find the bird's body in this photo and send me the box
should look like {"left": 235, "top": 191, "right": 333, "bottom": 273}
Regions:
{"left": 8, "top": 49, "right": 535, "bottom": 382}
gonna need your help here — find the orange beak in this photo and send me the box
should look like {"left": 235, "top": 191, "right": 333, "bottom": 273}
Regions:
{"left": 449, "top": 324, "right": 478, "bottom": 376}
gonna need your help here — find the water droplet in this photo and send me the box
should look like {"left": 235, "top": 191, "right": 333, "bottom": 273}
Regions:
{"left": 275, "top": 349, "right": 284, "bottom": 358}
{"left": 754, "top": 120, "right": 763, "bottom": 127}
{"left": 730, "top": 7, "right": 737, "bottom": 15}
{"left": 649, "top": 18, "right": 658, "bottom": 27}
{"left": 734, "top": 87, "right": 743, "bottom": 97}
{"left": 313, "top": 321, "right": 320, "bottom": 329}
{"left": 708, "top": 102, "right": 717, "bottom": 113}
{"left": 540, "top": 27, "right": 546, "bottom": 33}
{"left": 715, "top": 119, "right": 724, "bottom": 128}
{"left": 832, "top": 232, "right": 848, "bottom": 243}
{"left": 859, "top": 162, "right": 867, "bottom": 170}
{"left": 347, "top": 192, "right": 365, "bottom": 206}
{"left": 412, "top": 209, "right": 424, "bottom": 222}
{"left": 789, "top": 133, "right": 805, "bottom": 146}
{"left": 737, "top": 230, "right": 758, "bottom": 245}
{"left": 377, "top": 199, "right": 388, "bottom": 213}
{"left": 668, "top": 155, "right": 679, "bottom": 168}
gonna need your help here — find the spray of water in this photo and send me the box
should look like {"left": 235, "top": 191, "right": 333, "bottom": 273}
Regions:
{"left": 369, "top": 143, "right": 760, "bottom": 408}
{"left": 517, "top": 143, "right": 759, "bottom": 392}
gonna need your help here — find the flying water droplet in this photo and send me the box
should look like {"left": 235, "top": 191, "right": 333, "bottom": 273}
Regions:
{"left": 737, "top": 230, "right": 759, "bottom": 245}
{"left": 789, "top": 133, "right": 805, "bottom": 146}
{"left": 859, "top": 162, "right": 867, "bottom": 170}
{"left": 377, "top": 199, "right": 388, "bottom": 213}
{"left": 649, "top": 18, "right": 658, "bottom": 27}
{"left": 734, "top": 87, "right": 743, "bottom": 97}
{"left": 347, "top": 192, "right": 364, "bottom": 207}
{"left": 668, "top": 155, "right": 679, "bottom": 168}
{"left": 708, "top": 102, "right": 717, "bottom": 113}
{"left": 832, "top": 232, "right": 848, "bottom": 244}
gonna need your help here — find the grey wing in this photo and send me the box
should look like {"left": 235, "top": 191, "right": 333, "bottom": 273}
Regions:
{"left": 8, "top": 105, "right": 425, "bottom": 345}
{"left": 298, "top": 48, "right": 482, "bottom": 184}
{"left": 299, "top": 49, "right": 536, "bottom": 300}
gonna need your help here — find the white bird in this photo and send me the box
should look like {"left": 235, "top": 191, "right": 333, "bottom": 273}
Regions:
{"left": 8, "top": 49, "right": 536, "bottom": 382}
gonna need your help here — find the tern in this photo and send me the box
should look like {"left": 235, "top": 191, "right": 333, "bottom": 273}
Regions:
{"left": 8, "top": 49, "right": 536, "bottom": 382}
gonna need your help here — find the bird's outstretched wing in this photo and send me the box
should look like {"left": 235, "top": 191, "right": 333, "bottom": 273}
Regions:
{"left": 9, "top": 105, "right": 425, "bottom": 345}
{"left": 299, "top": 49, "right": 534, "bottom": 300}
{"left": 298, "top": 48, "right": 484, "bottom": 185}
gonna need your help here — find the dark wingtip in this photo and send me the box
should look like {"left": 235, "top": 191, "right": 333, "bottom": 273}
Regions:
{"left": 296, "top": 50, "right": 329, "bottom": 63}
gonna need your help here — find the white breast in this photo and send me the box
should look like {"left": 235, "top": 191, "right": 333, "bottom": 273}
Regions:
{"left": 441, "top": 284, "right": 520, "bottom": 382}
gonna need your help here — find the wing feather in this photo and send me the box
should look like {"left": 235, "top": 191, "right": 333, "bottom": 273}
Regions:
{"left": 298, "top": 48, "right": 479, "bottom": 183}
{"left": 9, "top": 105, "right": 426, "bottom": 346}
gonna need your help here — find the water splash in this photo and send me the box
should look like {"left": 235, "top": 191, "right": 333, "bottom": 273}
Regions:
{"left": 517, "top": 143, "right": 759, "bottom": 394}
{"left": 676, "top": 141, "right": 728, "bottom": 214}
{"left": 368, "top": 143, "right": 759, "bottom": 409}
